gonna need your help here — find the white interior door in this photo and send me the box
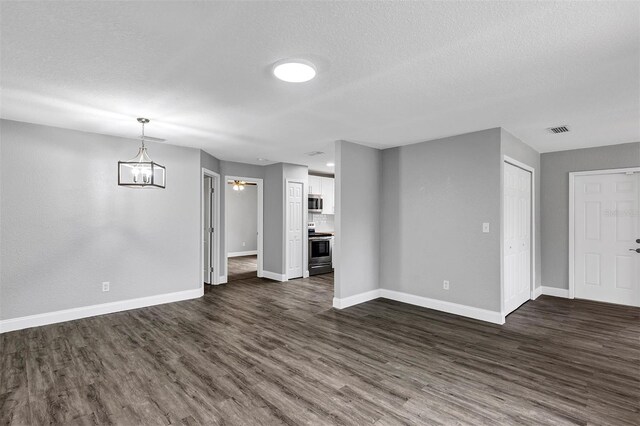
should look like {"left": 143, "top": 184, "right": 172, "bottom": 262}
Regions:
{"left": 286, "top": 181, "right": 303, "bottom": 279}
{"left": 504, "top": 162, "right": 532, "bottom": 315}
{"left": 203, "top": 176, "right": 213, "bottom": 284}
{"left": 574, "top": 172, "right": 639, "bottom": 306}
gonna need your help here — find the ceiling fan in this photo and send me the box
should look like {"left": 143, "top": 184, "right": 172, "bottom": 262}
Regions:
{"left": 228, "top": 180, "right": 257, "bottom": 191}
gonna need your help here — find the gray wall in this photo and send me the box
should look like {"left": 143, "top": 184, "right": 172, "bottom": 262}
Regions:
{"left": 335, "top": 140, "right": 381, "bottom": 298}
{"left": 263, "top": 163, "right": 284, "bottom": 274}
{"left": 380, "top": 129, "right": 503, "bottom": 312}
{"left": 225, "top": 184, "right": 257, "bottom": 254}
{"left": 0, "top": 119, "right": 201, "bottom": 320}
{"left": 541, "top": 142, "right": 640, "bottom": 289}
{"left": 501, "top": 129, "right": 542, "bottom": 289}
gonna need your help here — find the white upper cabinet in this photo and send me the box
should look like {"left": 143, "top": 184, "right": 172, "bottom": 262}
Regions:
{"left": 320, "top": 176, "right": 334, "bottom": 214}
{"left": 308, "top": 175, "right": 335, "bottom": 215}
{"left": 308, "top": 175, "right": 322, "bottom": 195}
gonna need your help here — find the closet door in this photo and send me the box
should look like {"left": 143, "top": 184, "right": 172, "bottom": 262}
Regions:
{"left": 504, "top": 162, "right": 532, "bottom": 315}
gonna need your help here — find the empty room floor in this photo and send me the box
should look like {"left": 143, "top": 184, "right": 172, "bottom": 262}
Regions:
{"left": 1, "top": 274, "right": 638, "bottom": 425}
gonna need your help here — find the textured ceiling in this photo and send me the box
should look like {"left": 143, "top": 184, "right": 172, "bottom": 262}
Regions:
{"left": 1, "top": 1, "right": 638, "bottom": 173}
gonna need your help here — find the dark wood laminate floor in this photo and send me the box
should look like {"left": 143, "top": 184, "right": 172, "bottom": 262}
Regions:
{"left": 1, "top": 273, "right": 639, "bottom": 425}
{"left": 227, "top": 255, "right": 257, "bottom": 282}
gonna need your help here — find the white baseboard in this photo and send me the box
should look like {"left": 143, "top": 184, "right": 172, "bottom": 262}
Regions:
{"left": 262, "top": 270, "right": 288, "bottom": 282}
{"left": 227, "top": 250, "right": 258, "bottom": 258}
{"left": 303, "top": 270, "right": 310, "bottom": 278}
{"left": 0, "top": 287, "right": 203, "bottom": 334}
{"left": 333, "top": 289, "right": 381, "bottom": 309}
{"left": 532, "top": 286, "right": 543, "bottom": 299}
{"left": 380, "top": 289, "right": 505, "bottom": 325}
{"left": 540, "top": 286, "right": 570, "bottom": 298}
{"left": 331, "top": 288, "right": 504, "bottom": 324}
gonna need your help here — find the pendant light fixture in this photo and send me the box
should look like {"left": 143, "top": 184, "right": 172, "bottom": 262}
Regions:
{"left": 118, "top": 118, "right": 166, "bottom": 188}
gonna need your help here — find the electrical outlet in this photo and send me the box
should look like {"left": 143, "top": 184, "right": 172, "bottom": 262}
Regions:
{"left": 483, "top": 222, "right": 490, "bottom": 233}
{"left": 242, "top": 241, "right": 246, "bottom": 247}
{"left": 102, "top": 281, "right": 110, "bottom": 292}
{"left": 443, "top": 280, "right": 450, "bottom": 290}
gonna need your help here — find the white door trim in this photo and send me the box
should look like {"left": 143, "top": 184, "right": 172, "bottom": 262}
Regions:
{"left": 502, "top": 155, "right": 536, "bottom": 316}
{"left": 201, "top": 168, "right": 220, "bottom": 286}
{"left": 569, "top": 167, "right": 640, "bottom": 299}
{"left": 285, "top": 179, "right": 309, "bottom": 279}
{"left": 225, "top": 175, "right": 264, "bottom": 279}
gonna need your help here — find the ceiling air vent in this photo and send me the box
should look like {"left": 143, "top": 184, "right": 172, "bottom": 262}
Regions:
{"left": 547, "top": 125, "right": 570, "bottom": 134}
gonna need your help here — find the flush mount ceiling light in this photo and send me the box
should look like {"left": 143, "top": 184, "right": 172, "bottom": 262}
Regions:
{"left": 326, "top": 162, "right": 335, "bottom": 167}
{"left": 273, "top": 60, "right": 316, "bottom": 83}
{"left": 118, "top": 118, "right": 166, "bottom": 189}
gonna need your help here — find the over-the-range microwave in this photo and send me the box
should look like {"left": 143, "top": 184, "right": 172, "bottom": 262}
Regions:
{"left": 308, "top": 194, "right": 323, "bottom": 213}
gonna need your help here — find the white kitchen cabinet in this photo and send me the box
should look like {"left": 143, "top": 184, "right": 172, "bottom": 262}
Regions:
{"left": 308, "top": 175, "right": 322, "bottom": 195}
{"left": 320, "top": 176, "right": 334, "bottom": 214}
{"left": 308, "top": 174, "right": 335, "bottom": 214}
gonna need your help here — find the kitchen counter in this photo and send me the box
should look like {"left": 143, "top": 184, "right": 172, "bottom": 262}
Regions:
{"left": 309, "top": 232, "right": 334, "bottom": 237}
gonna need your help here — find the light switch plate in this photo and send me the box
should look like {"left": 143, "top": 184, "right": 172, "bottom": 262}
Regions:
{"left": 482, "top": 223, "right": 490, "bottom": 233}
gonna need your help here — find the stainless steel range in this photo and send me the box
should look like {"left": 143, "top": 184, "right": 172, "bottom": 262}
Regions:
{"left": 308, "top": 222, "right": 333, "bottom": 276}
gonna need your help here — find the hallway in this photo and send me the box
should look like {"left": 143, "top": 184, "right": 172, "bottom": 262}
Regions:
{"left": 227, "top": 255, "right": 257, "bottom": 282}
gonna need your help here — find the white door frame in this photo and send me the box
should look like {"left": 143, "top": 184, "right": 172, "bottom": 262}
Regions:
{"left": 501, "top": 155, "right": 536, "bottom": 316}
{"left": 285, "top": 179, "right": 309, "bottom": 279}
{"left": 568, "top": 167, "right": 640, "bottom": 299}
{"left": 225, "top": 175, "right": 264, "bottom": 280}
{"left": 201, "top": 168, "right": 221, "bottom": 287}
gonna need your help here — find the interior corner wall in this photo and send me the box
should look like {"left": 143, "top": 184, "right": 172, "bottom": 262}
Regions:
{"left": 0, "top": 119, "right": 201, "bottom": 321}
{"left": 380, "top": 128, "right": 503, "bottom": 312}
{"left": 540, "top": 142, "right": 640, "bottom": 290}
{"left": 200, "top": 150, "right": 220, "bottom": 174}
{"left": 500, "top": 129, "right": 541, "bottom": 290}
{"left": 334, "top": 140, "right": 381, "bottom": 299}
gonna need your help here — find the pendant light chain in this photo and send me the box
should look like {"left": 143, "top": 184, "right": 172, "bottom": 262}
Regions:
{"left": 140, "top": 120, "right": 145, "bottom": 149}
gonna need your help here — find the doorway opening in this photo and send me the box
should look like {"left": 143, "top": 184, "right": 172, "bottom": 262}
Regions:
{"left": 202, "top": 169, "right": 220, "bottom": 286}
{"left": 225, "top": 176, "right": 263, "bottom": 282}
{"left": 307, "top": 174, "right": 335, "bottom": 291}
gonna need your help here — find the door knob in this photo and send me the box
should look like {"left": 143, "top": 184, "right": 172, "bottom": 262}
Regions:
{"left": 637, "top": 239, "right": 640, "bottom": 243}
{"left": 630, "top": 248, "right": 640, "bottom": 253}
